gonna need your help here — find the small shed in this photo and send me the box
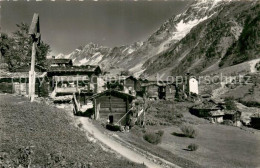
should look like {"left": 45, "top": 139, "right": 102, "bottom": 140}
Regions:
{"left": 91, "top": 90, "right": 135, "bottom": 125}
{"left": 208, "top": 110, "right": 224, "bottom": 123}
{"left": 251, "top": 113, "right": 260, "bottom": 130}
{"left": 190, "top": 101, "right": 221, "bottom": 118}
{"left": 223, "top": 110, "right": 241, "bottom": 122}
{"left": 124, "top": 76, "right": 143, "bottom": 95}
{"left": 143, "top": 83, "right": 160, "bottom": 100}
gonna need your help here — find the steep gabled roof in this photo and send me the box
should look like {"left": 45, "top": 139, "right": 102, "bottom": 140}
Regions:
{"left": 48, "top": 59, "right": 72, "bottom": 64}
{"left": 89, "top": 90, "right": 135, "bottom": 100}
{"left": 12, "top": 64, "right": 46, "bottom": 72}
{"left": 48, "top": 65, "right": 101, "bottom": 73}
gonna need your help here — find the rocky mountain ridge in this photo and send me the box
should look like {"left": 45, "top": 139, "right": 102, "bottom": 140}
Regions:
{"left": 57, "top": 0, "right": 260, "bottom": 78}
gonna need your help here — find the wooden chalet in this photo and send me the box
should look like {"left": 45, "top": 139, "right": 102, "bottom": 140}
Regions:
{"left": 91, "top": 90, "right": 135, "bottom": 125}
{"left": 47, "top": 64, "right": 102, "bottom": 95}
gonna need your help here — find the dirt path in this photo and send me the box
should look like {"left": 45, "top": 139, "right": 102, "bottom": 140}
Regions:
{"left": 78, "top": 117, "right": 181, "bottom": 168}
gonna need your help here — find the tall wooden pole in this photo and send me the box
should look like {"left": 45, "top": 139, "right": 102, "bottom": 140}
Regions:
{"left": 29, "top": 42, "right": 36, "bottom": 102}
{"left": 28, "top": 13, "right": 40, "bottom": 102}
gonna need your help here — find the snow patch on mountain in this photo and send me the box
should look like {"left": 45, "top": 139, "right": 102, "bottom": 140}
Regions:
{"left": 129, "top": 63, "right": 146, "bottom": 77}
{"left": 90, "top": 52, "right": 103, "bottom": 64}
{"left": 157, "top": 15, "right": 212, "bottom": 54}
{"left": 79, "top": 58, "right": 88, "bottom": 65}
{"left": 56, "top": 53, "right": 71, "bottom": 59}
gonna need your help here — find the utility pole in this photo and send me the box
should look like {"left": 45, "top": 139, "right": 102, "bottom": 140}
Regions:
{"left": 28, "top": 13, "right": 40, "bottom": 102}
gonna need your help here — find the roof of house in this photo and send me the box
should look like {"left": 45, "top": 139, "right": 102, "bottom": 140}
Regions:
{"left": 89, "top": 90, "right": 135, "bottom": 100}
{"left": 104, "top": 75, "right": 138, "bottom": 81}
{"left": 141, "top": 81, "right": 174, "bottom": 87}
{"left": 48, "top": 59, "right": 72, "bottom": 64}
{"left": 48, "top": 65, "right": 101, "bottom": 73}
{"left": 222, "top": 110, "right": 241, "bottom": 115}
{"left": 12, "top": 64, "right": 46, "bottom": 72}
{"left": 0, "top": 70, "right": 47, "bottom": 79}
{"left": 192, "top": 101, "right": 221, "bottom": 110}
{"left": 251, "top": 113, "right": 260, "bottom": 118}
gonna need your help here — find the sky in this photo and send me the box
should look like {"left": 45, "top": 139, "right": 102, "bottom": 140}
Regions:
{"left": 1, "top": 1, "right": 190, "bottom": 56}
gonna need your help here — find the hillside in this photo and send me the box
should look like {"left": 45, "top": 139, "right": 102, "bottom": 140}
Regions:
{"left": 0, "top": 94, "right": 145, "bottom": 168}
{"left": 57, "top": 0, "right": 260, "bottom": 77}
{"left": 142, "top": 1, "right": 260, "bottom": 77}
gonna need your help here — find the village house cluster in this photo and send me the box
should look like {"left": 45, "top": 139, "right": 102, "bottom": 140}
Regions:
{"left": 0, "top": 57, "right": 199, "bottom": 124}
{"left": 0, "top": 57, "right": 259, "bottom": 130}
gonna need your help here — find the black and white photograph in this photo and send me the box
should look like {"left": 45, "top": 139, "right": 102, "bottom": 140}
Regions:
{"left": 0, "top": 0, "right": 260, "bottom": 167}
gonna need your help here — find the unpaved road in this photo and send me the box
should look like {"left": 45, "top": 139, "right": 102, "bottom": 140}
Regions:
{"left": 78, "top": 117, "right": 181, "bottom": 168}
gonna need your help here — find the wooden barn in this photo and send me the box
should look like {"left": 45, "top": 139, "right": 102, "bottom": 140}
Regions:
{"left": 91, "top": 90, "right": 135, "bottom": 125}
{"left": 143, "top": 83, "right": 160, "bottom": 99}
{"left": 124, "top": 76, "right": 142, "bottom": 93}
{"left": 223, "top": 110, "right": 241, "bottom": 122}
{"left": 0, "top": 64, "right": 48, "bottom": 97}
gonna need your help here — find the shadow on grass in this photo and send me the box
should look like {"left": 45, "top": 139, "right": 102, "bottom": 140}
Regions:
{"left": 182, "top": 148, "right": 191, "bottom": 151}
{"left": 171, "top": 132, "right": 187, "bottom": 137}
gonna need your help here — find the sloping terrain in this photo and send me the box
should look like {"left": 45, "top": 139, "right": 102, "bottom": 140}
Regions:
{"left": 58, "top": 0, "right": 260, "bottom": 78}
{"left": 142, "top": 1, "right": 260, "bottom": 76}
{"left": 117, "top": 101, "right": 260, "bottom": 168}
{"left": 0, "top": 94, "right": 145, "bottom": 168}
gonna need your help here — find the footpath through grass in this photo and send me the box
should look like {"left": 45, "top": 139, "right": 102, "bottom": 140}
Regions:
{"left": 0, "top": 94, "right": 145, "bottom": 168}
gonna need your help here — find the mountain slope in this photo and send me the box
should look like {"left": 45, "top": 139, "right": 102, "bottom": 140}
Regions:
{"left": 142, "top": 1, "right": 260, "bottom": 77}
{"left": 58, "top": 0, "right": 260, "bottom": 77}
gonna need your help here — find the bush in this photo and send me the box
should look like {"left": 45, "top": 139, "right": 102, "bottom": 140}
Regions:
{"left": 143, "top": 130, "right": 164, "bottom": 145}
{"left": 180, "top": 125, "right": 197, "bottom": 138}
{"left": 187, "top": 143, "right": 199, "bottom": 151}
{"left": 157, "top": 130, "right": 164, "bottom": 136}
{"left": 224, "top": 97, "right": 237, "bottom": 110}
